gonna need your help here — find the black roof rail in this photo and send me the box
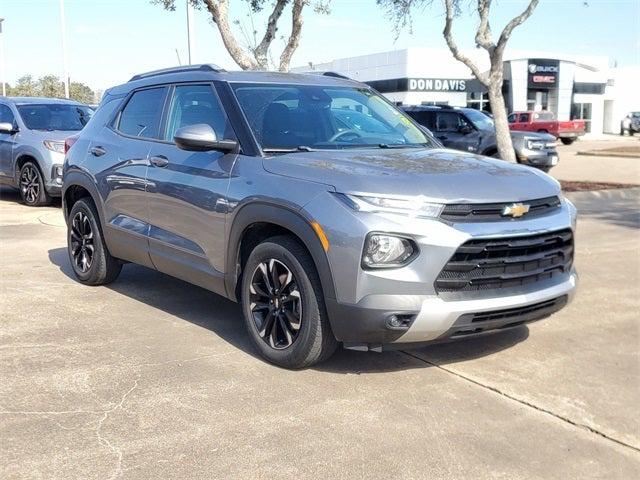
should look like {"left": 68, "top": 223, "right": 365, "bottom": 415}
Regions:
{"left": 129, "top": 64, "right": 226, "bottom": 82}
{"left": 303, "top": 70, "right": 352, "bottom": 80}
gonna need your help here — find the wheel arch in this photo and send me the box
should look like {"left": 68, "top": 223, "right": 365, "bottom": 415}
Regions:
{"left": 225, "top": 202, "right": 337, "bottom": 304}
{"left": 62, "top": 171, "right": 105, "bottom": 228}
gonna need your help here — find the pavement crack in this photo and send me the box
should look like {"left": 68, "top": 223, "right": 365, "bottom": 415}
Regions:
{"left": 400, "top": 350, "right": 640, "bottom": 454}
{"left": 94, "top": 380, "right": 138, "bottom": 480}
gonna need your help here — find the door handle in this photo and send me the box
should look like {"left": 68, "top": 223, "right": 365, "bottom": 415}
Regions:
{"left": 149, "top": 155, "right": 169, "bottom": 168}
{"left": 90, "top": 146, "right": 106, "bottom": 157}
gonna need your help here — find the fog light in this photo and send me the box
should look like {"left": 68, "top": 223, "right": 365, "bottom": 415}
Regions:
{"left": 386, "top": 314, "right": 414, "bottom": 330}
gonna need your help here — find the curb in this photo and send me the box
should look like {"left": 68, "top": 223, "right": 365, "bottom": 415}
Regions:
{"left": 576, "top": 151, "right": 640, "bottom": 159}
{"left": 564, "top": 186, "right": 640, "bottom": 202}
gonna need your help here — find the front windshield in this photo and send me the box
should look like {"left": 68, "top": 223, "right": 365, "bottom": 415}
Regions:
{"left": 232, "top": 83, "right": 435, "bottom": 151}
{"left": 464, "top": 108, "right": 495, "bottom": 131}
{"left": 17, "top": 104, "right": 93, "bottom": 131}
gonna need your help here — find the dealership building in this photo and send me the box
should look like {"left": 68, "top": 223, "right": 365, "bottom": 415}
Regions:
{"left": 299, "top": 48, "right": 640, "bottom": 136}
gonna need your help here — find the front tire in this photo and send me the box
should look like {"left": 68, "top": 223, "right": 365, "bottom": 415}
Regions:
{"left": 67, "top": 198, "right": 122, "bottom": 285}
{"left": 560, "top": 138, "right": 575, "bottom": 145}
{"left": 19, "top": 162, "right": 51, "bottom": 206}
{"left": 241, "top": 236, "right": 337, "bottom": 369}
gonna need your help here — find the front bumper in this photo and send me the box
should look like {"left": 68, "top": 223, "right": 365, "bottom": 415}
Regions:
{"left": 517, "top": 149, "right": 559, "bottom": 167}
{"left": 305, "top": 192, "right": 578, "bottom": 349}
{"left": 327, "top": 271, "right": 577, "bottom": 348}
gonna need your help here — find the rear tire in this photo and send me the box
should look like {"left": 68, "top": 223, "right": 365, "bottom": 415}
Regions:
{"left": 241, "top": 235, "right": 337, "bottom": 369}
{"left": 18, "top": 162, "right": 51, "bottom": 207}
{"left": 67, "top": 198, "right": 122, "bottom": 285}
{"left": 560, "top": 138, "right": 575, "bottom": 145}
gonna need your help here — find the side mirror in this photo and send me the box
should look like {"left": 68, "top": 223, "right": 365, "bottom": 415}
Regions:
{"left": 173, "top": 124, "right": 237, "bottom": 153}
{"left": 0, "top": 122, "right": 17, "bottom": 134}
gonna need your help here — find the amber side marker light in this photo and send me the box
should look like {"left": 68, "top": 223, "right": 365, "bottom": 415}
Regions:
{"left": 311, "top": 221, "right": 330, "bottom": 252}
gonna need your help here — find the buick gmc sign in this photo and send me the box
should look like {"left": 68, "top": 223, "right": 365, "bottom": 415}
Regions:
{"left": 408, "top": 78, "right": 467, "bottom": 92}
{"left": 528, "top": 59, "right": 559, "bottom": 89}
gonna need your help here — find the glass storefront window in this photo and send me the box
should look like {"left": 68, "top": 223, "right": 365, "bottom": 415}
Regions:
{"left": 466, "top": 91, "right": 490, "bottom": 112}
{"left": 571, "top": 102, "right": 592, "bottom": 133}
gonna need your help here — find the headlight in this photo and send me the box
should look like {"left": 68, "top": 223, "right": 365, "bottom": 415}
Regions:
{"left": 338, "top": 193, "right": 443, "bottom": 218}
{"left": 362, "top": 233, "right": 417, "bottom": 269}
{"left": 43, "top": 140, "right": 65, "bottom": 154}
{"left": 526, "top": 140, "right": 545, "bottom": 150}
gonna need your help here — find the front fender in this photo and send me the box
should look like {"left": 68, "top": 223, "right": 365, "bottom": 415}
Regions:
{"left": 224, "top": 201, "right": 337, "bottom": 304}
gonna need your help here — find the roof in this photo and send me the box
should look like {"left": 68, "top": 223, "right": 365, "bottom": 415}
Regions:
{"left": 3, "top": 96, "right": 85, "bottom": 106}
{"left": 108, "top": 64, "right": 364, "bottom": 96}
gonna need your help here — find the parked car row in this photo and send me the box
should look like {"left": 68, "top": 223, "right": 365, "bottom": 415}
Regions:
{"left": 0, "top": 67, "right": 578, "bottom": 368}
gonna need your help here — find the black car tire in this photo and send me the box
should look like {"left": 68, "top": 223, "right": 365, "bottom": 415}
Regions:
{"left": 241, "top": 235, "right": 337, "bottom": 369}
{"left": 67, "top": 198, "right": 122, "bottom": 286}
{"left": 19, "top": 162, "right": 52, "bottom": 207}
{"left": 560, "top": 138, "right": 576, "bottom": 145}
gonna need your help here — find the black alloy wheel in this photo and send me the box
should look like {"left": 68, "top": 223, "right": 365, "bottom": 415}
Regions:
{"left": 70, "top": 210, "right": 95, "bottom": 273}
{"left": 19, "top": 162, "right": 51, "bottom": 206}
{"left": 249, "top": 259, "right": 302, "bottom": 349}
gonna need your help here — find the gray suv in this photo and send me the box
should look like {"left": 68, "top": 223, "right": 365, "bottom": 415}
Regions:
{"left": 0, "top": 97, "right": 93, "bottom": 205}
{"left": 63, "top": 65, "right": 578, "bottom": 368}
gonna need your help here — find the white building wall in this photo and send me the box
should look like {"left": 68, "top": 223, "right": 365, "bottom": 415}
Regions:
{"left": 509, "top": 59, "right": 528, "bottom": 111}
{"left": 557, "top": 61, "right": 575, "bottom": 121}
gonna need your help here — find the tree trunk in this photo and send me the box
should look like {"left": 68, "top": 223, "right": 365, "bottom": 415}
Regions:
{"left": 488, "top": 85, "right": 516, "bottom": 162}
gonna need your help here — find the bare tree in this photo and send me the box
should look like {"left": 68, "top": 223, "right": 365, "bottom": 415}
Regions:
{"left": 154, "top": 0, "right": 330, "bottom": 71}
{"left": 378, "top": 0, "right": 540, "bottom": 162}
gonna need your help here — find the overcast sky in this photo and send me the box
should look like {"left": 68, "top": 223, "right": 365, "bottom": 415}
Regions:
{"left": 2, "top": 0, "right": 638, "bottom": 91}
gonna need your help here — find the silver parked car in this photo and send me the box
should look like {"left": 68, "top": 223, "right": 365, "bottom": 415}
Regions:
{"left": 0, "top": 97, "right": 93, "bottom": 206}
{"left": 63, "top": 65, "right": 578, "bottom": 368}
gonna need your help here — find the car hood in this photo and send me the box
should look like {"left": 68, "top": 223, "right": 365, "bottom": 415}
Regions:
{"left": 263, "top": 148, "right": 560, "bottom": 203}
{"left": 510, "top": 130, "right": 556, "bottom": 142}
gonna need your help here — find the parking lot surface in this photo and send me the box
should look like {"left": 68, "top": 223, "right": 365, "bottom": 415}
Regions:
{"left": 1, "top": 147, "right": 639, "bottom": 478}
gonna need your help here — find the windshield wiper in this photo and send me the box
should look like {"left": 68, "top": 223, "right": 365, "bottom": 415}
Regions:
{"left": 378, "top": 143, "right": 426, "bottom": 149}
{"left": 263, "top": 146, "right": 316, "bottom": 153}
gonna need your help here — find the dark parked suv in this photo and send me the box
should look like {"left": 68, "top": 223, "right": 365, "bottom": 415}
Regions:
{"left": 403, "top": 105, "right": 559, "bottom": 172}
{"left": 63, "top": 65, "right": 577, "bottom": 368}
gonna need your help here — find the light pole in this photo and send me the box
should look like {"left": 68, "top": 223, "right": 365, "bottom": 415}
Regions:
{"left": 59, "top": 0, "right": 70, "bottom": 98}
{"left": 0, "top": 18, "right": 6, "bottom": 97}
{"left": 186, "top": 0, "right": 195, "bottom": 65}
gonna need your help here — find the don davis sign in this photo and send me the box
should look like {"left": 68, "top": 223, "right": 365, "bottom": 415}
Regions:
{"left": 408, "top": 78, "right": 467, "bottom": 92}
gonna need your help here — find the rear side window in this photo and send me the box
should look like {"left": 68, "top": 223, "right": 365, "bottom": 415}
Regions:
{"left": 117, "top": 87, "right": 166, "bottom": 139}
{"left": 507, "top": 113, "right": 516, "bottom": 123}
{"left": 519, "top": 113, "right": 529, "bottom": 122}
{"left": 0, "top": 104, "right": 16, "bottom": 125}
{"left": 406, "top": 111, "right": 436, "bottom": 130}
{"left": 164, "top": 84, "right": 233, "bottom": 142}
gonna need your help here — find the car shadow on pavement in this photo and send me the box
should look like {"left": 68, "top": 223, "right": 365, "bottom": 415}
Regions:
{"left": 0, "top": 185, "right": 62, "bottom": 207}
{"left": 48, "top": 247, "right": 529, "bottom": 373}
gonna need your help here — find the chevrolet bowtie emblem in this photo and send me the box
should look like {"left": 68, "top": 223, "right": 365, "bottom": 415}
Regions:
{"left": 502, "top": 203, "right": 530, "bottom": 218}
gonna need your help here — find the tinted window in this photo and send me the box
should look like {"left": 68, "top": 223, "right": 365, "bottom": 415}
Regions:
{"left": 164, "top": 84, "right": 232, "bottom": 141}
{"left": 0, "top": 104, "right": 15, "bottom": 125}
{"left": 406, "top": 111, "right": 436, "bottom": 130}
{"left": 519, "top": 113, "right": 529, "bottom": 122}
{"left": 16, "top": 104, "right": 93, "bottom": 131}
{"left": 507, "top": 113, "right": 516, "bottom": 123}
{"left": 118, "top": 88, "right": 166, "bottom": 139}
{"left": 435, "top": 112, "right": 463, "bottom": 132}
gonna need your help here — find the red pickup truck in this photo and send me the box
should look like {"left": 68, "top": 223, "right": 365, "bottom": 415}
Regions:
{"left": 508, "top": 111, "right": 585, "bottom": 145}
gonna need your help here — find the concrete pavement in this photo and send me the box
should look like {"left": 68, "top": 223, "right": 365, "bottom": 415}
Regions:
{"left": 551, "top": 136, "right": 640, "bottom": 184}
{"left": 1, "top": 182, "right": 639, "bottom": 479}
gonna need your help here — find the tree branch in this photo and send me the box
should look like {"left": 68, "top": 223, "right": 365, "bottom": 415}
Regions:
{"left": 443, "top": 0, "right": 489, "bottom": 85}
{"left": 255, "top": 0, "right": 289, "bottom": 63}
{"left": 279, "top": 0, "right": 306, "bottom": 71}
{"left": 474, "top": 0, "right": 494, "bottom": 51}
{"left": 494, "top": 0, "right": 539, "bottom": 58}
{"left": 203, "top": 0, "right": 261, "bottom": 69}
